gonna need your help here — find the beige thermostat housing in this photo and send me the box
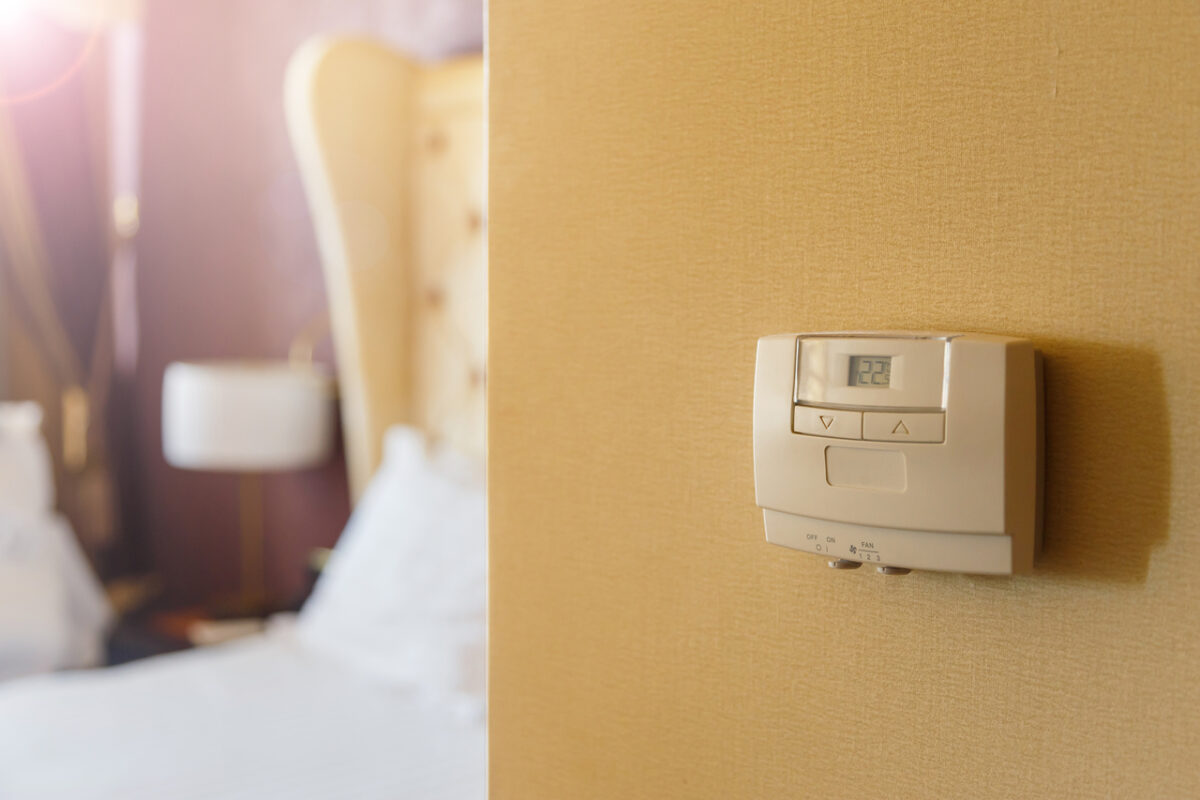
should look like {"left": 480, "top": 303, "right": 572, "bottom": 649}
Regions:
{"left": 753, "top": 332, "right": 1043, "bottom": 575}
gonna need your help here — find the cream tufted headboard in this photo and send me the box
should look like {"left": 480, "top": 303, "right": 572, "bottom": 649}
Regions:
{"left": 285, "top": 39, "right": 485, "bottom": 500}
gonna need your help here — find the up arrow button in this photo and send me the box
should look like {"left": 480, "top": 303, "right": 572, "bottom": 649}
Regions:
{"left": 864, "top": 412, "right": 945, "bottom": 443}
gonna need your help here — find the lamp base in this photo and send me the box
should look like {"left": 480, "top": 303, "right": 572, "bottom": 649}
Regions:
{"left": 206, "top": 591, "right": 275, "bottom": 621}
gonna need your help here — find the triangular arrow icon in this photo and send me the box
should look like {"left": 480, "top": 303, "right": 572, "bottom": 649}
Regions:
{"left": 892, "top": 420, "right": 910, "bottom": 435}
{"left": 819, "top": 415, "right": 835, "bottom": 430}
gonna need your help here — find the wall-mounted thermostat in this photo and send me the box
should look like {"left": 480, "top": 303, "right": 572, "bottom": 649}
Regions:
{"left": 753, "top": 332, "right": 1042, "bottom": 575}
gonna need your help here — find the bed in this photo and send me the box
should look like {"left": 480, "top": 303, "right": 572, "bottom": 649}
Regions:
{"left": 0, "top": 626, "right": 485, "bottom": 800}
{"left": 0, "top": 38, "right": 486, "bottom": 800}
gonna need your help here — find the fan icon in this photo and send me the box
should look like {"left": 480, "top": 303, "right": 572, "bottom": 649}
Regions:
{"left": 849, "top": 545, "right": 857, "bottom": 554}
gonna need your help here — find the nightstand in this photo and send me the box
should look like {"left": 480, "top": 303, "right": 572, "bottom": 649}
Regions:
{"left": 105, "top": 607, "right": 265, "bottom": 665}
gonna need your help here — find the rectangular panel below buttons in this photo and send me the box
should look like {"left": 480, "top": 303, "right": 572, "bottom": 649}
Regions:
{"left": 793, "top": 406, "right": 862, "bottom": 440}
{"left": 862, "top": 411, "right": 944, "bottom": 443}
{"left": 825, "top": 446, "right": 907, "bottom": 492}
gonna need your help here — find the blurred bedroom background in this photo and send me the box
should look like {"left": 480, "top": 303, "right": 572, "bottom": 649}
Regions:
{"left": 0, "top": 0, "right": 481, "bottom": 672}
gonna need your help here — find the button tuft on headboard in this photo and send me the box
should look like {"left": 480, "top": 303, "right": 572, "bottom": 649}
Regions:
{"left": 427, "top": 130, "right": 448, "bottom": 154}
{"left": 425, "top": 285, "right": 446, "bottom": 310}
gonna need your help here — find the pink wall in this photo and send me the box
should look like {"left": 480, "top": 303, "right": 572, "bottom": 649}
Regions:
{"left": 135, "top": 0, "right": 482, "bottom": 604}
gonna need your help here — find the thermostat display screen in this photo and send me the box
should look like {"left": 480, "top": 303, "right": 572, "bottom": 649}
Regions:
{"left": 849, "top": 356, "right": 892, "bottom": 387}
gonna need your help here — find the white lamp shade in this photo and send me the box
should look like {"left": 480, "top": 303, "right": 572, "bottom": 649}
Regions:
{"left": 163, "top": 360, "right": 336, "bottom": 472}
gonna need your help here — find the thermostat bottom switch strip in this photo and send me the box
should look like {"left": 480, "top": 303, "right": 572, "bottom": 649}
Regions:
{"left": 762, "top": 510, "right": 1013, "bottom": 575}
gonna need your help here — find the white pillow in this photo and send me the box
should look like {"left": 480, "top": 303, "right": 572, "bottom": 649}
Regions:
{"left": 0, "top": 403, "right": 55, "bottom": 516}
{"left": 296, "top": 427, "right": 486, "bottom": 708}
{"left": 0, "top": 511, "right": 112, "bottom": 680}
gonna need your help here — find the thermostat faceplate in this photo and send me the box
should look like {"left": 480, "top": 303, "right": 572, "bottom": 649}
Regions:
{"left": 753, "top": 332, "right": 1042, "bottom": 575}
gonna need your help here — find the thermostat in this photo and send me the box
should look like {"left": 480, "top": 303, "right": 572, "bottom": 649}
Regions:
{"left": 752, "top": 332, "right": 1043, "bottom": 575}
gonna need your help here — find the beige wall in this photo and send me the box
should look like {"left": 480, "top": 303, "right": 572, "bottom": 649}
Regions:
{"left": 488, "top": 2, "right": 1200, "bottom": 797}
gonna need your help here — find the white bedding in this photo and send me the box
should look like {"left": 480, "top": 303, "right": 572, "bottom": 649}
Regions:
{"left": 0, "top": 427, "right": 486, "bottom": 799}
{"left": 0, "top": 625, "right": 486, "bottom": 800}
{"left": 0, "top": 402, "right": 112, "bottom": 680}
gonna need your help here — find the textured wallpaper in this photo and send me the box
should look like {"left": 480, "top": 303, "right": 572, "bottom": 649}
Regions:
{"left": 489, "top": 1, "right": 1200, "bottom": 797}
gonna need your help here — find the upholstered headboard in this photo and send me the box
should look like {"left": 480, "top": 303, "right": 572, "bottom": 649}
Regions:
{"left": 285, "top": 39, "right": 485, "bottom": 500}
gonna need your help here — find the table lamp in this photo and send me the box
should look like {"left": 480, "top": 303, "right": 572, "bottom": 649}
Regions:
{"left": 162, "top": 359, "right": 335, "bottom": 613}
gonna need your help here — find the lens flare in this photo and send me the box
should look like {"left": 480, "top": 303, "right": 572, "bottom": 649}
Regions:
{"left": 0, "top": 3, "right": 102, "bottom": 107}
{"left": 0, "top": 0, "right": 30, "bottom": 29}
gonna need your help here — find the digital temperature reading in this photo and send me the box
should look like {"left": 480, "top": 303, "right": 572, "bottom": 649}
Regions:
{"left": 849, "top": 356, "right": 892, "bottom": 387}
